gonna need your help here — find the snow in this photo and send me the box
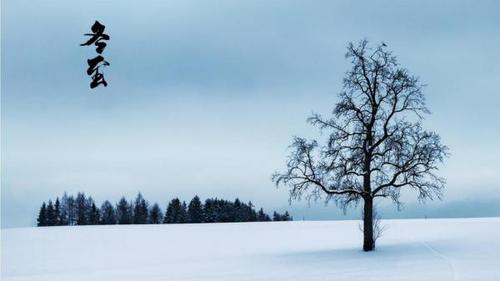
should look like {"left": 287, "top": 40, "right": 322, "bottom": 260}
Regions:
{"left": 2, "top": 217, "right": 499, "bottom": 281}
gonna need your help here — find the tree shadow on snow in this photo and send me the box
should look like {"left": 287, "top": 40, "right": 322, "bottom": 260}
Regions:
{"left": 272, "top": 242, "right": 438, "bottom": 265}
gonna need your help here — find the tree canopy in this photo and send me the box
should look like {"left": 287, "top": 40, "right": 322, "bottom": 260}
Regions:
{"left": 273, "top": 40, "right": 448, "bottom": 251}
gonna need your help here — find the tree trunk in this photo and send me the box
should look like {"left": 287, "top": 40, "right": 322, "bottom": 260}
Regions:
{"left": 363, "top": 196, "right": 375, "bottom": 251}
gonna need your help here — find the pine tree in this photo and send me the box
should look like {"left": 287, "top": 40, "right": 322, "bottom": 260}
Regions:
{"left": 46, "top": 200, "right": 57, "bottom": 226}
{"left": 283, "top": 211, "right": 292, "bottom": 221}
{"left": 36, "top": 193, "right": 280, "bottom": 226}
{"left": 164, "top": 198, "right": 185, "bottom": 223}
{"left": 37, "top": 202, "right": 48, "bottom": 227}
{"left": 88, "top": 202, "right": 100, "bottom": 224}
{"left": 272, "top": 211, "right": 292, "bottom": 221}
{"left": 133, "top": 193, "right": 149, "bottom": 224}
{"left": 203, "top": 199, "right": 217, "bottom": 223}
{"left": 84, "top": 197, "right": 98, "bottom": 224}
{"left": 244, "top": 201, "right": 258, "bottom": 222}
{"left": 233, "top": 198, "right": 242, "bottom": 222}
{"left": 100, "top": 200, "right": 117, "bottom": 224}
{"left": 250, "top": 203, "right": 258, "bottom": 221}
{"left": 54, "top": 198, "right": 61, "bottom": 226}
{"left": 273, "top": 211, "right": 280, "bottom": 221}
{"left": 164, "top": 199, "right": 175, "bottom": 223}
{"left": 179, "top": 201, "right": 188, "bottom": 223}
{"left": 215, "top": 199, "right": 230, "bottom": 222}
{"left": 148, "top": 203, "right": 163, "bottom": 224}
{"left": 187, "top": 195, "right": 204, "bottom": 223}
{"left": 116, "top": 197, "right": 133, "bottom": 224}
{"left": 76, "top": 192, "right": 88, "bottom": 225}
{"left": 257, "top": 208, "right": 271, "bottom": 221}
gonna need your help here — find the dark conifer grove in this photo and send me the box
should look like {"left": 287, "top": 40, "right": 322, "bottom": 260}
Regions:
{"left": 36, "top": 193, "right": 291, "bottom": 226}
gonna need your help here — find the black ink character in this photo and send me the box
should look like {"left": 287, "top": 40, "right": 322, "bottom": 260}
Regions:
{"left": 80, "top": 21, "right": 110, "bottom": 54}
{"left": 87, "top": 55, "right": 110, "bottom": 88}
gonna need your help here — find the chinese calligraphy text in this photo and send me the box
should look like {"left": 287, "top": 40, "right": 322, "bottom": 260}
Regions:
{"left": 81, "top": 21, "right": 110, "bottom": 89}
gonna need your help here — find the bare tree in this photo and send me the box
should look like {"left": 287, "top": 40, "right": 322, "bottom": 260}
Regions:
{"left": 273, "top": 40, "right": 448, "bottom": 251}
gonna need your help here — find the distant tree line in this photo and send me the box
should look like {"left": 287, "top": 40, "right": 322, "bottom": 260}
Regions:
{"left": 37, "top": 192, "right": 292, "bottom": 226}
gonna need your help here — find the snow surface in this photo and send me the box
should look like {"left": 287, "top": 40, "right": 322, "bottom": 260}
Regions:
{"left": 2, "top": 217, "right": 499, "bottom": 281}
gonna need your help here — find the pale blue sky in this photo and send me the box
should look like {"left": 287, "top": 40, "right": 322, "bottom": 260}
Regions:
{"left": 2, "top": 0, "right": 500, "bottom": 227}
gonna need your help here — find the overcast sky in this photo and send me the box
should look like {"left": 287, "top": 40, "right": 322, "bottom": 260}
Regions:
{"left": 2, "top": 0, "right": 500, "bottom": 227}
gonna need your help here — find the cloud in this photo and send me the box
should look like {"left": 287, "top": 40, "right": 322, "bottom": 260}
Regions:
{"left": 2, "top": 0, "right": 500, "bottom": 227}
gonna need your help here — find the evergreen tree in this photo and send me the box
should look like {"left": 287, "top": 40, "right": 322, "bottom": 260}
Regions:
{"left": 36, "top": 193, "right": 280, "bottom": 226}
{"left": 257, "top": 208, "right": 271, "bottom": 221}
{"left": 116, "top": 197, "right": 133, "bottom": 224}
{"left": 46, "top": 200, "right": 57, "bottom": 226}
{"left": 283, "top": 211, "right": 292, "bottom": 221}
{"left": 187, "top": 195, "right": 204, "bottom": 223}
{"left": 54, "top": 198, "right": 61, "bottom": 226}
{"left": 244, "top": 201, "right": 258, "bottom": 222}
{"left": 212, "top": 199, "right": 235, "bottom": 222}
{"left": 133, "top": 193, "right": 149, "bottom": 224}
{"left": 203, "top": 198, "right": 217, "bottom": 223}
{"left": 84, "top": 196, "right": 98, "bottom": 224}
{"left": 272, "top": 211, "right": 292, "bottom": 221}
{"left": 100, "top": 200, "right": 117, "bottom": 224}
{"left": 76, "top": 192, "right": 89, "bottom": 225}
{"left": 164, "top": 199, "right": 176, "bottom": 223}
{"left": 233, "top": 198, "right": 242, "bottom": 222}
{"left": 148, "top": 203, "right": 163, "bottom": 224}
{"left": 88, "top": 202, "right": 100, "bottom": 224}
{"left": 273, "top": 211, "right": 280, "bottom": 221}
{"left": 164, "top": 198, "right": 186, "bottom": 223}
{"left": 179, "top": 201, "right": 188, "bottom": 223}
{"left": 37, "top": 202, "right": 48, "bottom": 227}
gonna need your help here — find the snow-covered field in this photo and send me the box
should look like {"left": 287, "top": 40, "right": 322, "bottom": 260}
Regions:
{"left": 2, "top": 217, "right": 499, "bottom": 281}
